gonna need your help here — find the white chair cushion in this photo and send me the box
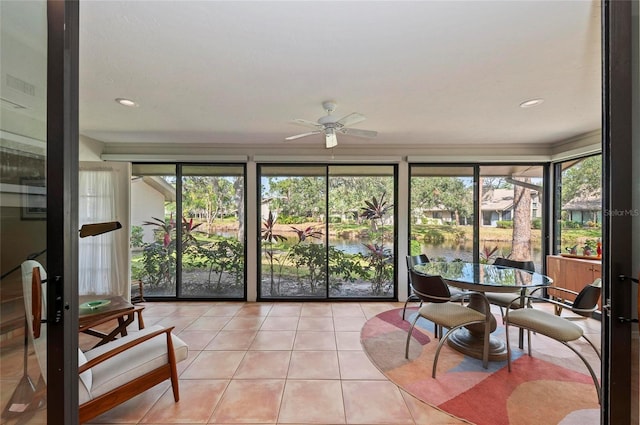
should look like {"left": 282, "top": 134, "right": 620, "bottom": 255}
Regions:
{"left": 78, "top": 349, "right": 92, "bottom": 405}
{"left": 81, "top": 325, "right": 188, "bottom": 400}
{"left": 507, "top": 308, "right": 584, "bottom": 342}
{"left": 419, "top": 302, "right": 486, "bottom": 329}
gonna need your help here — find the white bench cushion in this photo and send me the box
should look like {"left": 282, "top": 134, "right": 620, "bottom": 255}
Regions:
{"left": 78, "top": 349, "right": 92, "bottom": 404}
{"left": 79, "top": 325, "right": 188, "bottom": 403}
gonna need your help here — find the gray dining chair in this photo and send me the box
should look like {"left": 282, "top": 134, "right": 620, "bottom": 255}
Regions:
{"left": 402, "top": 254, "right": 430, "bottom": 320}
{"left": 404, "top": 270, "right": 491, "bottom": 377}
{"left": 503, "top": 285, "right": 601, "bottom": 403}
{"left": 403, "top": 255, "right": 468, "bottom": 323}
{"left": 543, "top": 278, "right": 602, "bottom": 319}
{"left": 485, "top": 257, "right": 536, "bottom": 319}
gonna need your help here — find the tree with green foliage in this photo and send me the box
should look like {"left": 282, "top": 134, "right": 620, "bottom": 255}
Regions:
{"left": 182, "top": 176, "right": 235, "bottom": 232}
{"left": 410, "top": 177, "right": 472, "bottom": 224}
{"left": 561, "top": 156, "right": 602, "bottom": 205}
{"left": 266, "top": 176, "right": 325, "bottom": 221}
{"left": 233, "top": 177, "right": 245, "bottom": 240}
{"left": 329, "top": 176, "right": 393, "bottom": 223}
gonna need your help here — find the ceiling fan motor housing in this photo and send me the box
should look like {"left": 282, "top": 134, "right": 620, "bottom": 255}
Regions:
{"left": 322, "top": 101, "right": 337, "bottom": 113}
{"left": 318, "top": 116, "right": 339, "bottom": 126}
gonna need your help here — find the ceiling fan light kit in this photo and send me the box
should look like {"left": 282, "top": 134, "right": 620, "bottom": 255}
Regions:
{"left": 325, "top": 128, "right": 338, "bottom": 148}
{"left": 285, "top": 101, "right": 377, "bottom": 148}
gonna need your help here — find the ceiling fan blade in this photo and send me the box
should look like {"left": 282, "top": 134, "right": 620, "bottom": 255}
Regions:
{"left": 336, "top": 112, "right": 366, "bottom": 128}
{"left": 340, "top": 128, "right": 378, "bottom": 138}
{"left": 285, "top": 131, "right": 321, "bottom": 141}
{"left": 290, "top": 118, "right": 323, "bottom": 129}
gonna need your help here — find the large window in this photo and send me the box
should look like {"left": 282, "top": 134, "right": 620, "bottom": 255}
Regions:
{"left": 554, "top": 155, "right": 602, "bottom": 257}
{"left": 131, "top": 164, "right": 246, "bottom": 299}
{"left": 479, "top": 165, "right": 545, "bottom": 271}
{"left": 410, "top": 164, "right": 546, "bottom": 272}
{"left": 259, "top": 164, "right": 396, "bottom": 300}
{"left": 409, "top": 166, "right": 475, "bottom": 262}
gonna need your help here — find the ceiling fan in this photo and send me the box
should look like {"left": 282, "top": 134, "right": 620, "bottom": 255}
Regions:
{"left": 285, "top": 101, "right": 378, "bottom": 148}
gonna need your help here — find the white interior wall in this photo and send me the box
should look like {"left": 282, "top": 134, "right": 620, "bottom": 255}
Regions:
{"left": 79, "top": 135, "right": 105, "bottom": 161}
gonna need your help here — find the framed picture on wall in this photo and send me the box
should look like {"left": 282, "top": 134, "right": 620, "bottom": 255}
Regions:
{"left": 21, "top": 178, "right": 46, "bottom": 220}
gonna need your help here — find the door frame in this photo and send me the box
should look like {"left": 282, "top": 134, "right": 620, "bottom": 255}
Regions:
{"left": 601, "top": 0, "right": 634, "bottom": 423}
{"left": 46, "top": 0, "right": 79, "bottom": 422}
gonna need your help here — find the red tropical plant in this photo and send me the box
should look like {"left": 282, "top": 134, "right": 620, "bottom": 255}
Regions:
{"left": 290, "top": 225, "right": 323, "bottom": 242}
{"left": 143, "top": 213, "right": 175, "bottom": 248}
{"left": 360, "top": 192, "right": 393, "bottom": 221}
{"left": 480, "top": 245, "right": 499, "bottom": 263}
{"left": 261, "top": 211, "right": 287, "bottom": 295}
{"left": 182, "top": 216, "right": 203, "bottom": 247}
{"left": 261, "top": 211, "right": 287, "bottom": 244}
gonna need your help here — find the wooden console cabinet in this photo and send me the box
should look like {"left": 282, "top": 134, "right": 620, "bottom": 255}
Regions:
{"left": 546, "top": 255, "right": 602, "bottom": 310}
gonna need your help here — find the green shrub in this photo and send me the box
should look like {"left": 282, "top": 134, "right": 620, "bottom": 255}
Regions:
{"left": 531, "top": 218, "right": 542, "bottom": 229}
{"left": 562, "top": 220, "right": 582, "bottom": 229}
{"left": 409, "top": 239, "right": 422, "bottom": 256}
{"left": 130, "top": 225, "right": 144, "bottom": 248}
{"left": 422, "top": 229, "right": 445, "bottom": 243}
{"left": 130, "top": 257, "right": 144, "bottom": 280}
{"left": 496, "top": 220, "right": 513, "bottom": 229}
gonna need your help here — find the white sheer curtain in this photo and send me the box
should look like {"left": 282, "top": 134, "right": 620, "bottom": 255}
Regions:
{"left": 78, "top": 168, "right": 123, "bottom": 295}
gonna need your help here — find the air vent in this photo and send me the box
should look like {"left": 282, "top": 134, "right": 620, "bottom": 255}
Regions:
{"left": 6, "top": 74, "right": 35, "bottom": 96}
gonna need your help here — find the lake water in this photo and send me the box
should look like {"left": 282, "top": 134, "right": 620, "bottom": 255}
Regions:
{"left": 329, "top": 238, "right": 543, "bottom": 271}
{"left": 225, "top": 231, "right": 544, "bottom": 272}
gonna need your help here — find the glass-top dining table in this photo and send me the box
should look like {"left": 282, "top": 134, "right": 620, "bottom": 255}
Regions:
{"left": 413, "top": 261, "right": 553, "bottom": 361}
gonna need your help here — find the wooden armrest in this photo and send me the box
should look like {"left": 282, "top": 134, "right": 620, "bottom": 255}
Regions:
{"left": 79, "top": 326, "right": 175, "bottom": 373}
{"left": 79, "top": 306, "right": 145, "bottom": 330}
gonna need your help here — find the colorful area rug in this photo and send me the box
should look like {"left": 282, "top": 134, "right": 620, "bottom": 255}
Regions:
{"left": 361, "top": 308, "right": 600, "bottom": 425}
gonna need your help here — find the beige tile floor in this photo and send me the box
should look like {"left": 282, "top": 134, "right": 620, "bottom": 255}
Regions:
{"left": 1, "top": 300, "right": 601, "bottom": 425}
{"left": 83, "top": 301, "right": 468, "bottom": 425}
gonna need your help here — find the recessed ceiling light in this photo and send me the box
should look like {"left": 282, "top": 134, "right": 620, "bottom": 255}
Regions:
{"left": 115, "top": 98, "right": 138, "bottom": 107}
{"left": 519, "top": 98, "right": 544, "bottom": 108}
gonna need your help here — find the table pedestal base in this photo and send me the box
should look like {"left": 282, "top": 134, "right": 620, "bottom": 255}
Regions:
{"left": 447, "top": 328, "right": 508, "bottom": 361}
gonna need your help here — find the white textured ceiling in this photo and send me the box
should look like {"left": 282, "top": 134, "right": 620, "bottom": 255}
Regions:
{"left": 78, "top": 0, "right": 602, "bottom": 150}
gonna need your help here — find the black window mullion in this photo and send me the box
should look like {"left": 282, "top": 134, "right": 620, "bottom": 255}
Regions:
{"left": 473, "top": 165, "right": 480, "bottom": 264}
{"left": 325, "top": 165, "right": 330, "bottom": 299}
{"left": 552, "top": 163, "right": 562, "bottom": 256}
{"left": 541, "top": 163, "right": 552, "bottom": 274}
{"left": 176, "top": 163, "right": 183, "bottom": 298}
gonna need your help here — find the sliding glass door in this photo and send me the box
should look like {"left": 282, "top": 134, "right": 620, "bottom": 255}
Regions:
{"left": 130, "top": 163, "right": 246, "bottom": 299}
{"left": 180, "top": 165, "right": 246, "bottom": 298}
{"left": 259, "top": 165, "right": 327, "bottom": 298}
{"left": 259, "top": 164, "right": 397, "bottom": 300}
{"left": 131, "top": 164, "right": 177, "bottom": 297}
{"left": 0, "top": 0, "right": 54, "bottom": 422}
{"left": 327, "top": 165, "right": 395, "bottom": 298}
